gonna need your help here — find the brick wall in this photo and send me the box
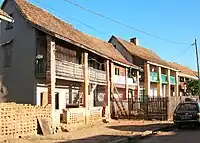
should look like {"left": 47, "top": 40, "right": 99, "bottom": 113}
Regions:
{"left": 0, "top": 103, "right": 51, "bottom": 138}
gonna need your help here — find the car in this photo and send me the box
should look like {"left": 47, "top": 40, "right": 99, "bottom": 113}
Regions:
{"left": 173, "top": 101, "right": 200, "bottom": 128}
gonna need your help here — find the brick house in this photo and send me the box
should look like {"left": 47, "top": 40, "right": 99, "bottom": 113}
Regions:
{"left": 0, "top": 0, "right": 141, "bottom": 128}
{"left": 109, "top": 36, "right": 180, "bottom": 98}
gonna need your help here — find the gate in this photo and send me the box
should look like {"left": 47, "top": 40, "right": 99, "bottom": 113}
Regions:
{"left": 111, "top": 96, "right": 169, "bottom": 121}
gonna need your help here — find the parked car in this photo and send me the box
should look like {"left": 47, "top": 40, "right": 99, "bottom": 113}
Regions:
{"left": 173, "top": 101, "right": 200, "bottom": 128}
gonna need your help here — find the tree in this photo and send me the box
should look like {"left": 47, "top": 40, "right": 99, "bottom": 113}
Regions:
{"left": 186, "top": 79, "right": 200, "bottom": 96}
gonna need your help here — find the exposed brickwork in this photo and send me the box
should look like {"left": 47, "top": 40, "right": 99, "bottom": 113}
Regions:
{"left": 0, "top": 103, "right": 51, "bottom": 138}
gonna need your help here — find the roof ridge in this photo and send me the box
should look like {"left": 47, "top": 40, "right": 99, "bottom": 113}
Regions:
{"left": 9, "top": 0, "right": 139, "bottom": 68}
{"left": 15, "top": 0, "right": 75, "bottom": 29}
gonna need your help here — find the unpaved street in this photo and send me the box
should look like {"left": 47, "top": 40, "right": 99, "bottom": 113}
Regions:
{"left": 138, "top": 128, "right": 200, "bottom": 143}
{"left": 0, "top": 120, "right": 171, "bottom": 143}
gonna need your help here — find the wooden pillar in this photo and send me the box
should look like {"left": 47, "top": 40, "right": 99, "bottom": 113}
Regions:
{"left": 125, "top": 68, "right": 128, "bottom": 99}
{"left": 83, "top": 52, "right": 89, "bottom": 124}
{"left": 110, "top": 62, "right": 114, "bottom": 96}
{"left": 144, "top": 63, "right": 150, "bottom": 96}
{"left": 175, "top": 71, "right": 179, "bottom": 96}
{"left": 157, "top": 67, "right": 162, "bottom": 96}
{"left": 105, "top": 60, "right": 110, "bottom": 120}
{"left": 46, "top": 35, "right": 56, "bottom": 131}
{"left": 166, "top": 69, "right": 171, "bottom": 97}
{"left": 136, "top": 70, "right": 140, "bottom": 98}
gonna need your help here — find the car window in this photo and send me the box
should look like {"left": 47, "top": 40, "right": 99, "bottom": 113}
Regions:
{"left": 176, "top": 103, "right": 199, "bottom": 112}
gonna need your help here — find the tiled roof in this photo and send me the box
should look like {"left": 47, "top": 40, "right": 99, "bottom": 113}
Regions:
{"left": 112, "top": 36, "right": 177, "bottom": 69}
{"left": 9, "top": 0, "right": 140, "bottom": 69}
{"left": 168, "top": 62, "right": 198, "bottom": 78}
{"left": 0, "top": 8, "right": 13, "bottom": 21}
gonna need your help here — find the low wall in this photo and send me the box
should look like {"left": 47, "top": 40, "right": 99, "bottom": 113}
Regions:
{"left": 62, "top": 107, "right": 103, "bottom": 125}
{"left": 0, "top": 103, "right": 51, "bottom": 138}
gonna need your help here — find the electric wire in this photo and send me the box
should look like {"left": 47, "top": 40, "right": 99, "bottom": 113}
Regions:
{"left": 63, "top": 0, "right": 190, "bottom": 45}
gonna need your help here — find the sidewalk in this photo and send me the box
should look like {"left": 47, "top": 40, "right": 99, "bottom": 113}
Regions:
{"left": 1, "top": 120, "right": 173, "bottom": 143}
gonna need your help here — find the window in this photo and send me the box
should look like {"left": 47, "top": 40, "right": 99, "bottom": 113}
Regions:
{"left": 55, "top": 92, "right": 59, "bottom": 109}
{"left": 3, "top": 42, "right": 12, "bottom": 68}
{"left": 6, "top": 14, "right": 13, "bottom": 30}
{"left": 115, "top": 67, "right": 120, "bottom": 75}
{"left": 113, "top": 45, "right": 116, "bottom": 49}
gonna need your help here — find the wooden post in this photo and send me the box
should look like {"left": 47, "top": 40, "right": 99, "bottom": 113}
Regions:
{"left": 166, "top": 69, "right": 171, "bottom": 97}
{"left": 125, "top": 68, "right": 128, "bottom": 100}
{"left": 83, "top": 52, "right": 89, "bottom": 124}
{"left": 144, "top": 63, "right": 150, "bottom": 96}
{"left": 110, "top": 62, "right": 114, "bottom": 96}
{"left": 46, "top": 35, "right": 56, "bottom": 131}
{"left": 157, "top": 67, "right": 162, "bottom": 96}
{"left": 110, "top": 62, "right": 114, "bottom": 116}
{"left": 105, "top": 60, "right": 110, "bottom": 120}
{"left": 175, "top": 71, "right": 179, "bottom": 96}
{"left": 136, "top": 70, "right": 140, "bottom": 99}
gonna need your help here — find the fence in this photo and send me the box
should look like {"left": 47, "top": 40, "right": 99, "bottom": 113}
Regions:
{"left": 111, "top": 97, "right": 180, "bottom": 121}
{"left": 0, "top": 103, "right": 51, "bottom": 138}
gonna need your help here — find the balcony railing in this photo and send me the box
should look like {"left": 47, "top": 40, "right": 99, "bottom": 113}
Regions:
{"left": 56, "top": 59, "right": 84, "bottom": 80}
{"left": 170, "top": 76, "right": 176, "bottom": 85}
{"left": 150, "top": 72, "right": 159, "bottom": 82}
{"left": 89, "top": 67, "right": 106, "bottom": 83}
{"left": 113, "top": 75, "right": 136, "bottom": 86}
{"left": 161, "top": 74, "right": 168, "bottom": 84}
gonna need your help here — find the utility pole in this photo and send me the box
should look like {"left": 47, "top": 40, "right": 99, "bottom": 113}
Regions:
{"left": 195, "top": 39, "right": 200, "bottom": 94}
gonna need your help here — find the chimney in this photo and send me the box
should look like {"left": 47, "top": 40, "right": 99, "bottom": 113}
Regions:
{"left": 130, "top": 37, "right": 139, "bottom": 46}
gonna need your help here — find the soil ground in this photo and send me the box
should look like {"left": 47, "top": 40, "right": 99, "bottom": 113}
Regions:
{"left": 0, "top": 120, "right": 172, "bottom": 143}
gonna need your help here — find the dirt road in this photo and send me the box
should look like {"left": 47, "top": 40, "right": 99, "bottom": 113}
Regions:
{"left": 0, "top": 120, "right": 172, "bottom": 143}
{"left": 138, "top": 128, "right": 200, "bottom": 143}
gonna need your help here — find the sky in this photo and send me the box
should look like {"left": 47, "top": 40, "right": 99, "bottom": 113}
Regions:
{"left": 1, "top": 0, "right": 200, "bottom": 70}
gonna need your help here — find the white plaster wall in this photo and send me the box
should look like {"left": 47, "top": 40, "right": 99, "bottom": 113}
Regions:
{"left": 36, "top": 84, "right": 69, "bottom": 114}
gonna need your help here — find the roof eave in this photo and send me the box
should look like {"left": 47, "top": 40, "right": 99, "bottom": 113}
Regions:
{"left": 0, "top": 14, "right": 14, "bottom": 22}
{"left": 147, "top": 61, "right": 180, "bottom": 71}
{"left": 112, "top": 60, "right": 143, "bottom": 71}
{"left": 178, "top": 72, "right": 198, "bottom": 80}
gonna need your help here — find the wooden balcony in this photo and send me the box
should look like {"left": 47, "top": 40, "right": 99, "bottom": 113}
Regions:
{"left": 55, "top": 59, "right": 106, "bottom": 83}
{"left": 56, "top": 59, "right": 84, "bottom": 81}
{"left": 89, "top": 67, "right": 106, "bottom": 83}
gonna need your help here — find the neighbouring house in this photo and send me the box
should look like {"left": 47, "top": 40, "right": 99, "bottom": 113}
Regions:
{"left": 0, "top": 0, "right": 141, "bottom": 129}
{"left": 0, "top": 8, "right": 14, "bottom": 102}
{"left": 109, "top": 36, "right": 181, "bottom": 98}
{"left": 0, "top": 9, "right": 14, "bottom": 75}
{"left": 168, "top": 62, "right": 198, "bottom": 96}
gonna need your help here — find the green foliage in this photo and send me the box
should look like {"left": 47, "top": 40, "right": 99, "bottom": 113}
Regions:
{"left": 186, "top": 79, "right": 200, "bottom": 96}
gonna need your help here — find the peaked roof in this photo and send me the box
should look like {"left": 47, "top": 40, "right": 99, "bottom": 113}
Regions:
{"left": 3, "top": 0, "right": 140, "bottom": 70}
{"left": 168, "top": 62, "right": 198, "bottom": 78}
{"left": 111, "top": 36, "right": 177, "bottom": 69}
{"left": 0, "top": 8, "right": 13, "bottom": 22}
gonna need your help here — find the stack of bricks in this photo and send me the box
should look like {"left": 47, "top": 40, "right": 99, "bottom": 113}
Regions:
{"left": 0, "top": 103, "right": 52, "bottom": 138}
{"left": 89, "top": 107, "right": 102, "bottom": 122}
{"left": 14, "top": 104, "right": 37, "bottom": 138}
{"left": 0, "top": 103, "right": 15, "bottom": 138}
{"left": 35, "top": 105, "right": 52, "bottom": 129}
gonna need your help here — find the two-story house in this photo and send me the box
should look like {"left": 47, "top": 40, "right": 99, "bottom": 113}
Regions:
{"left": 0, "top": 0, "right": 141, "bottom": 128}
{"left": 0, "top": 8, "right": 13, "bottom": 75}
{"left": 109, "top": 36, "right": 180, "bottom": 98}
{"left": 168, "top": 62, "right": 198, "bottom": 96}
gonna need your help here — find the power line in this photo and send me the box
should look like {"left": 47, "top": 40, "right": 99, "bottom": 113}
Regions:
{"left": 32, "top": 0, "right": 107, "bottom": 35}
{"left": 63, "top": 0, "right": 190, "bottom": 45}
{"left": 171, "top": 43, "right": 194, "bottom": 62}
